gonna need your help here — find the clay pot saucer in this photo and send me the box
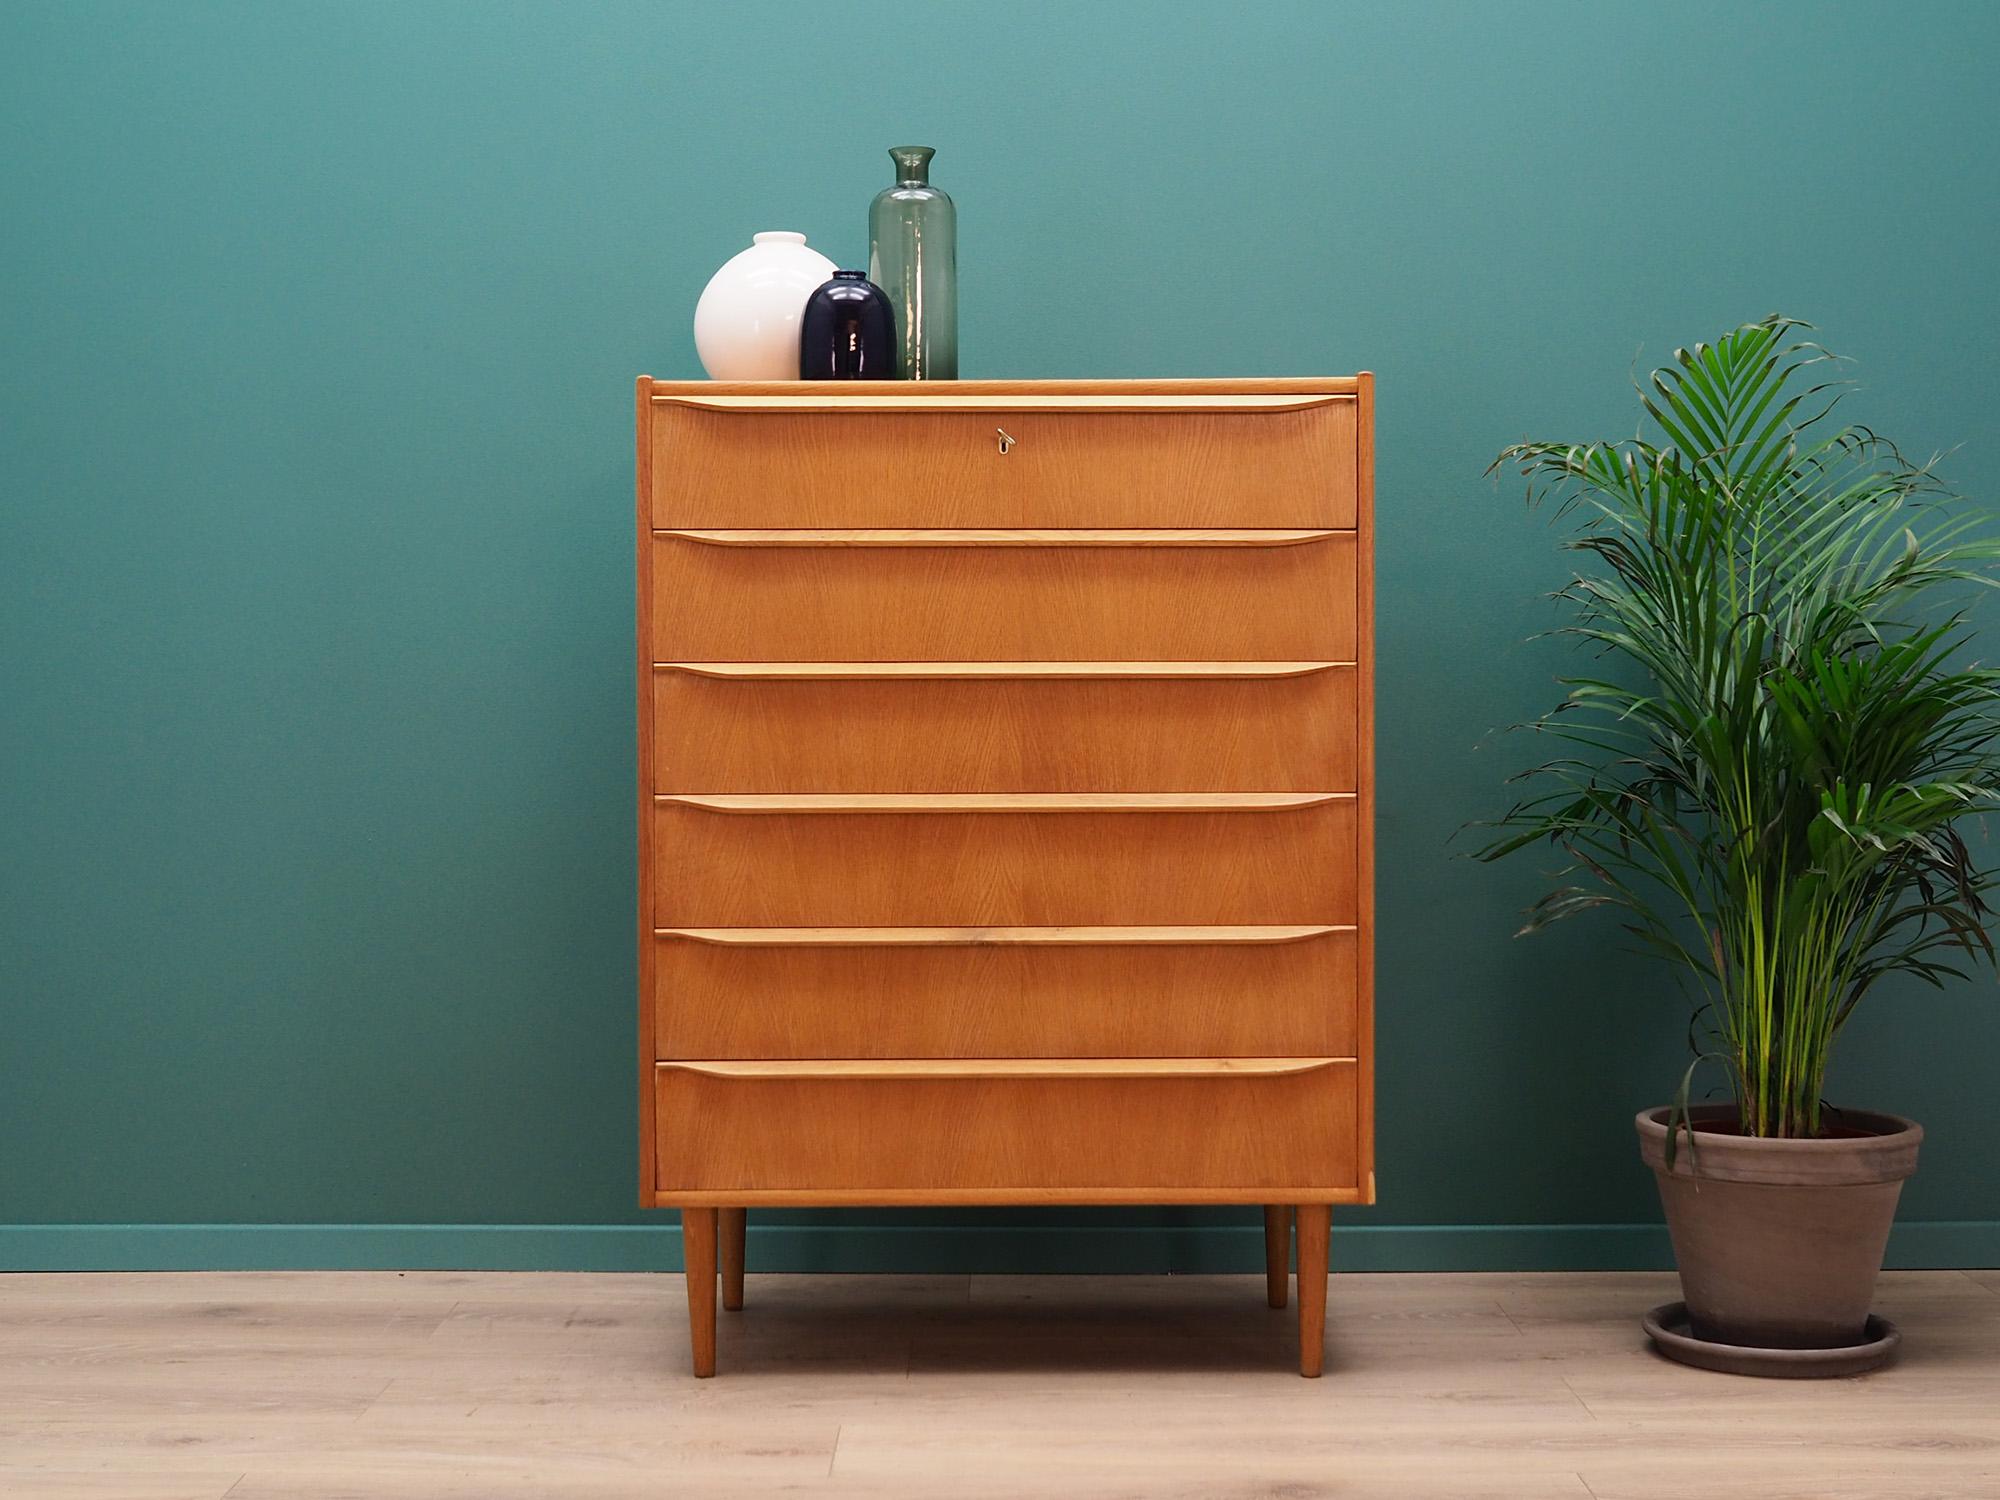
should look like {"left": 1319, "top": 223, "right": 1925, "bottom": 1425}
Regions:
{"left": 1643, "top": 1301, "right": 1900, "bottom": 1378}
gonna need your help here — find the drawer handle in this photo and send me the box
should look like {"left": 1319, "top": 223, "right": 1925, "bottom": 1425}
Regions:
{"left": 656, "top": 924, "right": 1352, "bottom": 947}
{"left": 655, "top": 528, "right": 1340, "bottom": 549}
{"left": 655, "top": 792, "right": 1350, "bottom": 815}
{"left": 652, "top": 392, "right": 1351, "bottom": 413}
{"left": 656, "top": 661, "right": 1347, "bottom": 681}
{"left": 660, "top": 1058, "right": 1347, "bottom": 1081}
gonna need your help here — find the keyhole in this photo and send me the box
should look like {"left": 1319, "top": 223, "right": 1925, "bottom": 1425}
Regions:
{"left": 996, "top": 428, "right": 1016, "bottom": 454}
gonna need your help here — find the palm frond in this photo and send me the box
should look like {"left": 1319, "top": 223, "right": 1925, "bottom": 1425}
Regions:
{"left": 1472, "top": 316, "right": 2000, "bottom": 1137}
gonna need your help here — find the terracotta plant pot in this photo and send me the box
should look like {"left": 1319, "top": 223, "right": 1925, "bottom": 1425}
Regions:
{"left": 1635, "top": 1103, "right": 1922, "bottom": 1349}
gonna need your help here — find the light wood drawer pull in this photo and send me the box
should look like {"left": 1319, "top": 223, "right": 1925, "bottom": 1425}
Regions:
{"left": 659, "top": 1058, "right": 1348, "bottom": 1081}
{"left": 654, "top": 660, "right": 1346, "bottom": 680}
{"left": 655, "top": 792, "right": 1350, "bottom": 815}
{"left": 655, "top": 528, "right": 1341, "bottom": 549}
{"left": 655, "top": 924, "right": 1352, "bottom": 948}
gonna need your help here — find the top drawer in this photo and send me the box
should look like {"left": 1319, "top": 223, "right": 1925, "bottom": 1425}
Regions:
{"left": 646, "top": 384, "right": 1358, "bottom": 528}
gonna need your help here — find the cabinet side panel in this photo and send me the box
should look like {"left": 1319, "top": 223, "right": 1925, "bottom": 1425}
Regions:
{"left": 636, "top": 377, "right": 659, "bottom": 1203}
{"left": 1355, "top": 372, "right": 1377, "bottom": 1201}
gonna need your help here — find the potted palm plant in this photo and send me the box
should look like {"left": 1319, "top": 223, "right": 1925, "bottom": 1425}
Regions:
{"left": 1479, "top": 317, "right": 2000, "bottom": 1375}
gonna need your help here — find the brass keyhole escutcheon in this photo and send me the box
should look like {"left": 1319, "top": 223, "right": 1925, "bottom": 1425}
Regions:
{"left": 996, "top": 427, "right": 1016, "bottom": 454}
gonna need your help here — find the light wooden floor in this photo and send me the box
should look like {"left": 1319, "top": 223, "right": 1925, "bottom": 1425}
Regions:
{"left": 2, "top": 1270, "right": 1997, "bottom": 1498}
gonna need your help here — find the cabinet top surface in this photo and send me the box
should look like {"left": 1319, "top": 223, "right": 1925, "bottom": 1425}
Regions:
{"left": 643, "top": 376, "right": 1366, "bottom": 397}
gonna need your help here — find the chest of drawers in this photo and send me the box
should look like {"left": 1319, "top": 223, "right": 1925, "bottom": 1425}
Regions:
{"left": 636, "top": 377, "right": 1375, "bottom": 1376}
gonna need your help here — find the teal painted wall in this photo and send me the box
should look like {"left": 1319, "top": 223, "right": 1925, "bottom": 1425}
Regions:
{"left": 4, "top": 0, "right": 1997, "bottom": 1272}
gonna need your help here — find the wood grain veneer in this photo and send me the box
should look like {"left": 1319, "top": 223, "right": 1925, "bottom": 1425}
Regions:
{"left": 636, "top": 376, "right": 1375, "bottom": 1376}
{"left": 653, "top": 1060, "right": 1361, "bottom": 1194}
{"left": 653, "top": 663, "right": 1358, "bottom": 792}
{"left": 650, "top": 386, "right": 1357, "bottom": 528}
{"left": 648, "top": 527, "right": 1357, "bottom": 663}
{"left": 650, "top": 797, "right": 1357, "bottom": 928}
{"left": 651, "top": 924, "right": 1359, "bottom": 1060}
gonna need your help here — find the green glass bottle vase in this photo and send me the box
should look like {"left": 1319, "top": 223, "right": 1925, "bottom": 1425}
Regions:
{"left": 868, "top": 145, "right": 957, "bottom": 379}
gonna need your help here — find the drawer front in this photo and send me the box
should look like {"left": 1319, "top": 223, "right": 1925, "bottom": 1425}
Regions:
{"left": 654, "top": 1059, "right": 1361, "bottom": 1193}
{"left": 652, "top": 663, "right": 1357, "bottom": 793}
{"left": 650, "top": 397, "right": 1357, "bottom": 528}
{"left": 653, "top": 926, "right": 1359, "bottom": 1059}
{"left": 648, "top": 530, "right": 1357, "bottom": 662}
{"left": 651, "top": 794, "right": 1356, "bottom": 927}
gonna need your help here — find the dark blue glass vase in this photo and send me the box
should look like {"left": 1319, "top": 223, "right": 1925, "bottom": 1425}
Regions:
{"left": 798, "top": 270, "right": 897, "bottom": 379}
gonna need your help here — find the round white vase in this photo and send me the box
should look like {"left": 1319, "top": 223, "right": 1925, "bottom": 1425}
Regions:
{"left": 693, "top": 231, "right": 838, "bottom": 380}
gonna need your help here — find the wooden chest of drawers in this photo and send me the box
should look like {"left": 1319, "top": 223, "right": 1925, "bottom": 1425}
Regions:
{"left": 636, "top": 377, "right": 1375, "bottom": 1376}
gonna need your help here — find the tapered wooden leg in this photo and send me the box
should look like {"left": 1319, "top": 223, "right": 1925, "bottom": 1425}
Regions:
{"left": 680, "top": 1208, "right": 718, "bottom": 1377}
{"left": 1262, "top": 1206, "right": 1293, "bottom": 1309}
{"left": 1295, "top": 1204, "right": 1330, "bottom": 1377}
{"left": 719, "top": 1207, "right": 746, "bottom": 1312}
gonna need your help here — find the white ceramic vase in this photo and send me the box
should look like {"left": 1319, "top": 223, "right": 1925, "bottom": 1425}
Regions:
{"left": 693, "top": 231, "right": 838, "bottom": 381}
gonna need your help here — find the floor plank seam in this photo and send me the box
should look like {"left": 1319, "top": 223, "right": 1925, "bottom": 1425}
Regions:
{"left": 1559, "top": 1375, "right": 1599, "bottom": 1420}
{"left": 428, "top": 1298, "right": 469, "bottom": 1336}
{"left": 353, "top": 1374, "right": 400, "bottom": 1420}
